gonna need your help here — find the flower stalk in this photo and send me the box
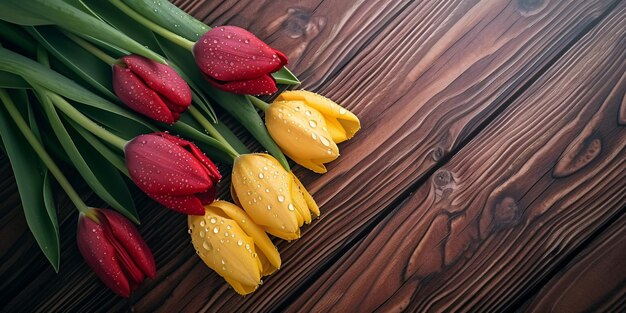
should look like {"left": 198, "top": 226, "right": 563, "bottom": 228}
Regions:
{"left": 188, "top": 106, "right": 240, "bottom": 159}
{"left": 62, "top": 31, "right": 119, "bottom": 66}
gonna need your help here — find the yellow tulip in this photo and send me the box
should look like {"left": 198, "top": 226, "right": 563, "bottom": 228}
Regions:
{"left": 188, "top": 200, "right": 281, "bottom": 295}
{"left": 231, "top": 153, "right": 320, "bottom": 240}
{"left": 265, "top": 90, "right": 360, "bottom": 173}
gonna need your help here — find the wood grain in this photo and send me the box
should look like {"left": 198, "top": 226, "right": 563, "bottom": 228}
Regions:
{"left": 521, "top": 213, "right": 626, "bottom": 313}
{"left": 286, "top": 3, "right": 626, "bottom": 312}
{"left": 0, "top": 0, "right": 623, "bottom": 311}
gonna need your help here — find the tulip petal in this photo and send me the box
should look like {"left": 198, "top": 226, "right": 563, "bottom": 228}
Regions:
{"left": 290, "top": 176, "right": 312, "bottom": 225}
{"left": 195, "top": 185, "right": 218, "bottom": 205}
{"left": 188, "top": 205, "right": 264, "bottom": 294}
{"left": 121, "top": 55, "right": 192, "bottom": 107}
{"left": 231, "top": 154, "right": 300, "bottom": 237}
{"left": 158, "top": 133, "right": 222, "bottom": 183}
{"left": 100, "top": 209, "right": 156, "bottom": 278}
{"left": 292, "top": 173, "right": 320, "bottom": 217}
{"left": 265, "top": 100, "right": 339, "bottom": 173}
{"left": 77, "top": 214, "right": 131, "bottom": 297}
{"left": 203, "top": 73, "right": 278, "bottom": 95}
{"left": 276, "top": 90, "right": 360, "bottom": 143}
{"left": 149, "top": 193, "right": 205, "bottom": 215}
{"left": 112, "top": 65, "right": 177, "bottom": 124}
{"left": 211, "top": 201, "right": 281, "bottom": 269}
{"left": 265, "top": 227, "right": 301, "bottom": 241}
{"left": 126, "top": 134, "right": 213, "bottom": 196}
{"left": 193, "top": 26, "right": 287, "bottom": 82}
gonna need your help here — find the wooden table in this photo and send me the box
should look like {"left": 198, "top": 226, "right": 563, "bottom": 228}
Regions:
{"left": 2, "top": 0, "right": 626, "bottom": 311}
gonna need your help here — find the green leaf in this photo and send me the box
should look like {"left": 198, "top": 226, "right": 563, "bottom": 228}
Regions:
{"left": 0, "top": 0, "right": 165, "bottom": 62}
{"left": 0, "top": 71, "right": 30, "bottom": 89}
{"left": 78, "top": 0, "right": 164, "bottom": 54}
{"left": 120, "top": 0, "right": 208, "bottom": 41}
{"left": 37, "top": 89, "right": 139, "bottom": 223}
{"left": 0, "top": 20, "right": 37, "bottom": 54}
{"left": 0, "top": 46, "right": 156, "bottom": 135}
{"left": 272, "top": 67, "right": 300, "bottom": 85}
{"left": 155, "top": 35, "right": 289, "bottom": 169}
{"left": 0, "top": 90, "right": 60, "bottom": 272}
{"left": 212, "top": 119, "right": 250, "bottom": 155}
{"left": 27, "top": 26, "right": 117, "bottom": 100}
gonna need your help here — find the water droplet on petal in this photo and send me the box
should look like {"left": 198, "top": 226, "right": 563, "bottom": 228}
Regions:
{"left": 213, "top": 226, "right": 219, "bottom": 234}
{"left": 309, "top": 120, "right": 317, "bottom": 128}
{"left": 288, "top": 203, "right": 295, "bottom": 211}
{"left": 278, "top": 195, "right": 285, "bottom": 202}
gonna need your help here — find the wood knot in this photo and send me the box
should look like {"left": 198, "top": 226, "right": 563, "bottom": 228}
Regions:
{"left": 554, "top": 136, "right": 601, "bottom": 178}
{"left": 493, "top": 197, "right": 520, "bottom": 225}
{"left": 516, "top": 0, "right": 548, "bottom": 16}
{"left": 431, "top": 146, "right": 446, "bottom": 161}
{"left": 283, "top": 8, "right": 326, "bottom": 39}
{"left": 433, "top": 170, "right": 453, "bottom": 187}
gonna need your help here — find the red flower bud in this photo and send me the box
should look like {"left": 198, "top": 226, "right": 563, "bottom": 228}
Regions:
{"left": 125, "top": 132, "right": 221, "bottom": 215}
{"left": 112, "top": 55, "right": 192, "bottom": 124}
{"left": 76, "top": 208, "right": 156, "bottom": 298}
{"left": 193, "top": 26, "right": 288, "bottom": 95}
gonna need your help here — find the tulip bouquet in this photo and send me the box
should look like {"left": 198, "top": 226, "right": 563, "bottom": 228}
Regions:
{"left": 0, "top": 0, "right": 360, "bottom": 298}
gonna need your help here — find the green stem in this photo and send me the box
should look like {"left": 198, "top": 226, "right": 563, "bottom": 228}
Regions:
{"left": 62, "top": 31, "right": 118, "bottom": 66}
{"left": 110, "top": 0, "right": 195, "bottom": 52}
{"left": 0, "top": 89, "right": 91, "bottom": 215}
{"left": 47, "top": 93, "right": 128, "bottom": 151}
{"left": 248, "top": 96, "right": 270, "bottom": 111}
{"left": 188, "top": 106, "right": 240, "bottom": 159}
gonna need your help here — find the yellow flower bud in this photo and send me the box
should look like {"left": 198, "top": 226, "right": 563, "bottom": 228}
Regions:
{"left": 188, "top": 200, "right": 281, "bottom": 295}
{"left": 231, "top": 153, "right": 320, "bottom": 240}
{"left": 265, "top": 90, "right": 360, "bottom": 173}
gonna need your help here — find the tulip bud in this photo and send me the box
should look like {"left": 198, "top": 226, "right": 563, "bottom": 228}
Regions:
{"left": 125, "top": 132, "right": 221, "bottom": 215}
{"left": 189, "top": 201, "right": 281, "bottom": 295}
{"left": 193, "top": 26, "right": 287, "bottom": 95}
{"left": 76, "top": 208, "right": 156, "bottom": 298}
{"left": 113, "top": 55, "right": 192, "bottom": 124}
{"left": 265, "top": 90, "right": 360, "bottom": 173}
{"left": 231, "top": 154, "right": 319, "bottom": 240}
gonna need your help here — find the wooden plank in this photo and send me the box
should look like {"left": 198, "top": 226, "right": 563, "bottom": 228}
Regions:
{"left": 520, "top": 213, "right": 626, "bottom": 312}
{"left": 0, "top": 0, "right": 621, "bottom": 312}
{"left": 285, "top": 3, "right": 626, "bottom": 312}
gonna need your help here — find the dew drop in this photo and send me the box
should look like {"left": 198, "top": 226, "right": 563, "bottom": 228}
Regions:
{"left": 213, "top": 226, "right": 219, "bottom": 234}
{"left": 199, "top": 230, "right": 205, "bottom": 238}
{"left": 305, "top": 110, "right": 312, "bottom": 116}
{"left": 259, "top": 173, "right": 264, "bottom": 179}
{"left": 309, "top": 120, "right": 317, "bottom": 128}
{"left": 210, "top": 217, "right": 217, "bottom": 224}
{"left": 278, "top": 195, "right": 285, "bottom": 203}
{"left": 312, "top": 133, "right": 318, "bottom": 140}
{"left": 237, "top": 240, "right": 243, "bottom": 246}
{"left": 288, "top": 203, "right": 295, "bottom": 211}
{"left": 321, "top": 137, "right": 331, "bottom": 147}
{"left": 200, "top": 220, "right": 206, "bottom": 227}
{"left": 202, "top": 241, "right": 212, "bottom": 251}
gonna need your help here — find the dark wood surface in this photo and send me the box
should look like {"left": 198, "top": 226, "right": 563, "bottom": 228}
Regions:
{"left": 1, "top": 0, "right": 625, "bottom": 312}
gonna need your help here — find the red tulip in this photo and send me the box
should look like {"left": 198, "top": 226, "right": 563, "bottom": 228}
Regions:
{"left": 77, "top": 208, "right": 156, "bottom": 298}
{"left": 193, "top": 26, "right": 288, "bottom": 95}
{"left": 125, "top": 132, "right": 221, "bottom": 215}
{"left": 112, "top": 55, "right": 192, "bottom": 124}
